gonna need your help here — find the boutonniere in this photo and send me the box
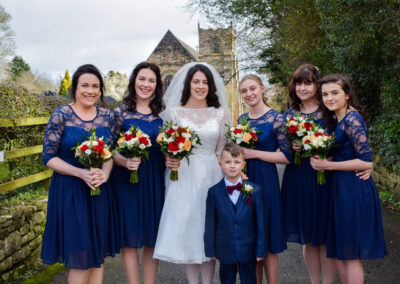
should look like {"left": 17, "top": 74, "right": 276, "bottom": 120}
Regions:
{"left": 241, "top": 182, "right": 255, "bottom": 204}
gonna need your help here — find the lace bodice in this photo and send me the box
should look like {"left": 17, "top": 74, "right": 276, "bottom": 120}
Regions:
{"left": 333, "top": 111, "right": 372, "bottom": 162}
{"left": 42, "top": 105, "right": 115, "bottom": 166}
{"left": 160, "top": 106, "right": 229, "bottom": 156}
{"left": 114, "top": 104, "right": 163, "bottom": 146}
{"left": 239, "top": 109, "right": 292, "bottom": 162}
{"left": 284, "top": 107, "right": 325, "bottom": 127}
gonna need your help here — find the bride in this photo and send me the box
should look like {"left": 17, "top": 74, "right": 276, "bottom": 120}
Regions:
{"left": 153, "top": 62, "right": 231, "bottom": 283}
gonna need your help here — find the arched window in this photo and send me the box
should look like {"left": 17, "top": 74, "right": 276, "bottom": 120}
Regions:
{"left": 164, "top": 74, "right": 174, "bottom": 91}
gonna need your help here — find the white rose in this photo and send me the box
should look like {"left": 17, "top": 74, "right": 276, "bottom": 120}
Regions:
{"left": 244, "top": 184, "right": 253, "bottom": 192}
{"left": 126, "top": 131, "right": 132, "bottom": 135}
{"left": 85, "top": 149, "right": 92, "bottom": 155}
{"left": 303, "top": 144, "right": 312, "bottom": 151}
{"left": 182, "top": 132, "right": 191, "bottom": 139}
{"left": 139, "top": 144, "right": 146, "bottom": 150}
{"left": 92, "top": 141, "right": 98, "bottom": 146}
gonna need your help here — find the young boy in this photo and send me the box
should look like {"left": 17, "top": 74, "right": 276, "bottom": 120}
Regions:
{"left": 204, "top": 143, "right": 266, "bottom": 284}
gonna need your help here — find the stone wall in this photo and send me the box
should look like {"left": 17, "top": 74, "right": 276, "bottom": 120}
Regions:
{"left": 0, "top": 199, "right": 47, "bottom": 283}
{"left": 372, "top": 165, "right": 400, "bottom": 198}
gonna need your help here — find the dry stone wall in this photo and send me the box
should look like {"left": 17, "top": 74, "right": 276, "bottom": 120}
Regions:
{"left": 0, "top": 199, "right": 47, "bottom": 283}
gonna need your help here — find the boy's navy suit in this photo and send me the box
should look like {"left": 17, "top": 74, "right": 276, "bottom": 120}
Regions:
{"left": 204, "top": 178, "right": 266, "bottom": 284}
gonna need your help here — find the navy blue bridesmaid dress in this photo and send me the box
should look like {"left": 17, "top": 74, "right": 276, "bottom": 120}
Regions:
{"left": 111, "top": 104, "right": 165, "bottom": 249}
{"left": 41, "top": 105, "right": 119, "bottom": 269}
{"left": 238, "top": 109, "right": 291, "bottom": 253}
{"left": 281, "top": 108, "right": 330, "bottom": 246}
{"left": 326, "top": 111, "right": 387, "bottom": 259}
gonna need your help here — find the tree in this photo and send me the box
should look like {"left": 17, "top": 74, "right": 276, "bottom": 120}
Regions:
{"left": 9, "top": 56, "right": 30, "bottom": 79}
{"left": 0, "top": 4, "right": 15, "bottom": 60}
{"left": 103, "top": 71, "right": 128, "bottom": 101}
{"left": 59, "top": 70, "right": 72, "bottom": 97}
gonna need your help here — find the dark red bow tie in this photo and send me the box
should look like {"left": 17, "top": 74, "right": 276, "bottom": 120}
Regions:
{"left": 226, "top": 183, "right": 242, "bottom": 195}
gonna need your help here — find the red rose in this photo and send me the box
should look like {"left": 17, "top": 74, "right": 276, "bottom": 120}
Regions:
{"left": 94, "top": 145, "right": 104, "bottom": 155}
{"left": 176, "top": 136, "right": 185, "bottom": 144}
{"left": 304, "top": 123, "right": 313, "bottom": 131}
{"left": 288, "top": 125, "right": 298, "bottom": 134}
{"left": 289, "top": 117, "right": 294, "bottom": 121}
{"left": 124, "top": 133, "right": 134, "bottom": 140}
{"left": 234, "top": 128, "right": 242, "bottom": 134}
{"left": 97, "top": 140, "right": 105, "bottom": 146}
{"left": 166, "top": 128, "right": 175, "bottom": 135}
{"left": 315, "top": 132, "right": 323, "bottom": 137}
{"left": 304, "top": 140, "right": 310, "bottom": 144}
{"left": 250, "top": 132, "right": 257, "bottom": 139}
{"left": 168, "top": 141, "right": 179, "bottom": 152}
{"left": 325, "top": 134, "right": 331, "bottom": 138}
{"left": 139, "top": 137, "right": 149, "bottom": 146}
{"left": 80, "top": 145, "right": 88, "bottom": 151}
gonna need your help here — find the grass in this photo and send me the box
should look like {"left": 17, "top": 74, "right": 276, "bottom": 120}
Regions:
{"left": 21, "top": 263, "right": 66, "bottom": 284}
{"left": 0, "top": 185, "right": 47, "bottom": 214}
{"left": 379, "top": 190, "right": 400, "bottom": 210}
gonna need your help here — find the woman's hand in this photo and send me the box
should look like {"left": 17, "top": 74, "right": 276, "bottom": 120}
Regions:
{"left": 292, "top": 141, "right": 301, "bottom": 151}
{"left": 89, "top": 168, "right": 108, "bottom": 188}
{"left": 78, "top": 168, "right": 97, "bottom": 191}
{"left": 125, "top": 157, "right": 141, "bottom": 171}
{"left": 310, "top": 155, "right": 330, "bottom": 171}
{"left": 356, "top": 168, "right": 372, "bottom": 180}
{"left": 243, "top": 148, "right": 255, "bottom": 159}
{"left": 256, "top": 257, "right": 264, "bottom": 261}
{"left": 165, "top": 155, "right": 180, "bottom": 169}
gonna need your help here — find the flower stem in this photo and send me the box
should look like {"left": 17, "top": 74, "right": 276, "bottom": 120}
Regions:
{"left": 130, "top": 170, "right": 139, "bottom": 183}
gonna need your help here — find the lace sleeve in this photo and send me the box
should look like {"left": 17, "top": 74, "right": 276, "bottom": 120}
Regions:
{"left": 215, "top": 109, "right": 231, "bottom": 155}
{"left": 344, "top": 112, "right": 372, "bottom": 162}
{"left": 42, "top": 108, "right": 65, "bottom": 165}
{"left": 273, "top": 112, "right": 293, "bottom": 163}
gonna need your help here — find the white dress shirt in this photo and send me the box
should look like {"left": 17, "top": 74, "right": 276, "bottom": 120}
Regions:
{"left": 224, "top": 177, "right": 242, "bottom": 205}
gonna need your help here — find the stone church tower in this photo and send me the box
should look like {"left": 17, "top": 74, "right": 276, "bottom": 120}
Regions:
{"left": 197, "top": 25, "right": 241, "bottom": 120}
{"left": 147, "top": 27, "right": 241, "bottom": 120}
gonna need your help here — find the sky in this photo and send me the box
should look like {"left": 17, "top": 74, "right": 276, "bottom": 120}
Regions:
{"left": 1, "top": 0, "right": 206, "bottom": 81}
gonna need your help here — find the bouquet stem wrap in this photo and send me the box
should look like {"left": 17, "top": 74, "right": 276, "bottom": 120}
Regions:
{"left": 316, "top": 170, "right": 325, "bottom": 185}
{"left": 170, "top": 168, "right": 179, "bottom": 181}
{"left": 130, "top": 170, "right": 139, "bottom": 183}
{"left": 293, "top": 151, "right": 301, "bottom": 165}
{"left": 90, "top": 167, "right": 101, "bottom": 196}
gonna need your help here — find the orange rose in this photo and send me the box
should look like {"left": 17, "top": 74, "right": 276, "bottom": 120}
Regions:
{"left": 102, "top": 148, "right": 112, "bottom": 159}
{"left": 136, "top": 132, "right": 143, "bottom": 138}
{"left": 243, "top": 133, "right": 252, "bottom": 143}
{"left": 117, "top": 137, "right": 125, "bottom": 145}
{"left": 182, "top": 139, "right": 191, "bottom": 151}
{"left": 156, "top": 133, "right": 163, "bottom": 143}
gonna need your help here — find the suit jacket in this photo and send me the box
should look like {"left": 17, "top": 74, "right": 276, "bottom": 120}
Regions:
{"left": 204, "top": 178, "right": 266, "bottom": 264}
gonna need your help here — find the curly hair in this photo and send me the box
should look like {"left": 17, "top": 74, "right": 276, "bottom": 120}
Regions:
{"left": 317, "top": 74, "right": 364, "bottom": 128}
{"left": 180, "top": 64, "right": 221, "bottom": 108}
{"left": 123, "top": 62, "right": 165, "bottom": 116}
{"left": 288, "top": 64, "right": 321, "bottom": 110}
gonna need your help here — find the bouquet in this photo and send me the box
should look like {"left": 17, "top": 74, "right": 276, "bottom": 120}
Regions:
{"left": 301, "top": 126, "right": 335, "bottom": 185}
{"left": 73, "top": 129, "right": 113, "bottom": 195}
{"left": 157, "top": 121, "right": 201, "bottom": 181}
{"left": 115, "top": 125, "right": 152, "bottom": 183}
{"left": 285, "top": 113, "right": 315, "bottom": 165}
{"left": 225, "top": 116, "right": 262, "bottom": 149}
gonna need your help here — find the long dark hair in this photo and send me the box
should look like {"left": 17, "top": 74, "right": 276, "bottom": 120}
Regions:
{"left": 288, "top": 64, "right": 320, "bottom": 110}
{"left": 123, "top": 62, "right": 165, "bottom": 116}
{"left": 70, "top": 64, "right": 105, "bottom": 103}
{"left": 180, "top": 64, "right": 221, "bottom": 108}
{"left": 317, "top": 74, "right": 364, "bottom": 128}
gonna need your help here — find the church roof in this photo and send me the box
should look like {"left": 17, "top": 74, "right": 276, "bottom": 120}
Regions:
{"left": 148, "top": 30, "right": 198, "bottom": 61}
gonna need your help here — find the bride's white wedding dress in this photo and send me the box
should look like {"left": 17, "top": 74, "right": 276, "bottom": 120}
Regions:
{"left": 153, "top": 106, "right": 228, "bottom": 263}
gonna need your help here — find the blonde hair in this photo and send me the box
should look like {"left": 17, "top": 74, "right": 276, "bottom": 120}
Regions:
{"left": 239, "top": 74, "right": 268, "bottom": 105}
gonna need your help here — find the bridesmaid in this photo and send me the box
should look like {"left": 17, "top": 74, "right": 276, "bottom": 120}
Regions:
{"left": 111, "top": 62, "right": 165, "bottom": 284}
{"left": 281, "top": 64, "right": 337, "bottom": 283}
{"left": 41, "top": 64, "right": 119, "bottom": 284}
{"left": 238, "top": 74, "right": 291, "bottom": 284}
{"left": 311, "top": 74, "right": 387, "bottom": 283}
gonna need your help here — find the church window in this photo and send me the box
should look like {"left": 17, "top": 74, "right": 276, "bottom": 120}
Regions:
{"left": 211, "top": 38, "right": 220, "bottom": 53}
{"left": 164, "top": 74, "right": 173, "bottom": 91}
